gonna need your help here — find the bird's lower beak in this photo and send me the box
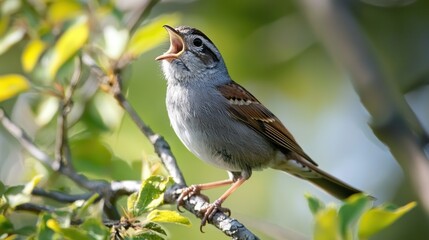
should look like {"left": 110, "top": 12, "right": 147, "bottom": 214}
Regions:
{"left": 155, "top": 25, "right": 185, "bottom": 61}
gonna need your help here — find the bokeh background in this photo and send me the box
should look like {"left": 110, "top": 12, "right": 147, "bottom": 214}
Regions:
{"left": 1, "top": 0, "right": 429, "bottom": 239}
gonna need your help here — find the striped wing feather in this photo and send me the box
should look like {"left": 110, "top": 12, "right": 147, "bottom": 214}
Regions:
{"left": 217, "top": 81, "right": 317, "bottom": 166}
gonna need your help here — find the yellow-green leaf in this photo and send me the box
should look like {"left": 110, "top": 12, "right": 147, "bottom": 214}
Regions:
{"left": 127, "top": 192, "right": 138, "bottom": 214}
{"left": 305, "top": 193, "right": 326, "bottom": 215}
{"left": 47, "top": 0, "right": 82, "bottom": 24}
{"left": 314, "top": 206, "right": 340, "bottom": 240}
{"left": 5, "top": 175, "right": 42, "bottom": 208}
{"left": 1, "top": 0, "right": 22, "bottom": 16}
{"left": 22, "top": 39, "right": 47, "bottom": 72}
{"left": 0, "top": 214, "right": 14, "bottom": 232}
{"left": 358, "top": 201, "right": 416, "bottom": 238}
{"left": 130, "top": 176, "right": 172, "bottom": 216}
{"left": 22, "top": 175, "right": 43, "bottom": 195}
{"left": 75, "top": 193, "right": 101, "bottom": 219}
{"left": 147, "top": 210, "right": 191, "bottom": 226}
{"left": 0, "top": 16, "right": 10, "bottom": 36}
{"left": 0, "top": 74, "right": 29, "bottom": 102}
{"left": 0, "top": 27, "right": 25, "bottom": 55}
{"left": 338, "top": 194, "right": 373, "bottom": 240}
{"left": 126, "top": 14, "right": 181, "bottom": 58}
{"left": 48, "top": 18, "right": 89, "bottom": 79}
{"left": 46, "top": 219, "right": 62, "bottom": 232}
{"left": 103, "top": 26, "right": 129, "bottom": 60}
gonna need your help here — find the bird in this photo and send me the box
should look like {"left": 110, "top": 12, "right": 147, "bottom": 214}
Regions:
{"left": 156, "top": 25, "right": 368, "bottom": 230}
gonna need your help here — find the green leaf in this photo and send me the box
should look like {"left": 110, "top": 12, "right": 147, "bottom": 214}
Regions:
{"left": 143, "top": 222, "right": 167, "bottom": 237}
{"left": 358, "top": 201, "right": 416, "bottom": 238}
{"left": 129, "top": 176, "right": 171, "bottom": 216}
{"left": 338, "top": 194, "right": 373, "bottom": 240}
{"left": 111, "top": 157, "right": 141, "bottom": 181}
{"left": 314, "top": 206, "right": 340, "bottom": 240}
{"left": 127, "top": 192, "right": 138, "bottom": 214}
{"left": 22, "top": 39, "right": 47, "bottom": 72}
{"left": 36, "top": 214, "right": 56, "bottom": 240}
{"left": 0, "top": 182, "right": 6, "bottom": 212}
{"left": 1, "top": 0, "right": 22, "bottom": 16}
{"left": 75, "top": 193, "right": 101, "bottom": 219}
{"left": 48, "top": 17, "right": 89, "bottom": 78}
{"left": 46, "top": 219, "right": 62, "bottom": 232}
{"left": 81, "top": 218, "right": 110, "bottom": 240}
{"left": 44, "top": 216, "right": 108, "bottom": 240}
{"left": 0, "top": 27, "right": 25, "bottom": 55}
{"left": 0, "top": 74, "right": 29, "bottom": 102}
{"left": 34, "top": 96, "right": 60, "bottom": 126}
{"left": 23, "top": 175, "right": 43, "bottom": 195}
{"left": 0, "top": 15, "right": 10, "bottom": 36}
{"left": 91, "top": 92, "right": 124, "bottom": 130}
{"left": 103, "top": 26, "right": 129, "bottom": 60}
{"left": 71, "top": 137, "right": 113, "bottom": 177}
{"left": 305, "top": 193, "right": 326, "bottom": 215}
{"left": 147, "top": 210, "right": 191, "bottom": 226}
{"left": 47, "top": 0, "right": 83, "bottom": 24}
{"left": 126, "top": 14, "right": 181, "bottom": 58}
{"left": 131, "top": 232, "right": 165, "bottom": 240}
{"left": 47, "top": 218, "right": 90, "bottom": 240}
{"left": 13, "top": 226, "right": 36, "bottom": 236}
{"left": 0, "top": 214, "right": 14, "bottom": 233}
{"left": 0, "top": 181, "right": 5, "bottom": 195}
{"left": 5, "top": 175, "right": 43, "bottom": 208}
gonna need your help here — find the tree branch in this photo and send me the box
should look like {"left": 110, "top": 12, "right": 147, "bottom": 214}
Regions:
{"left": 54, "top": 57, "right": 82, "bottom": 168}
{"left": 0, "top": 109, "right": 53, "bottom": 167}
{"left": 0, "top": 108, "right": 140, "bottom": 216}
{"left": 125, "top": 0, "right": 160, "bottom": 34}
{"left": 15, "top": 203, "right": 56, "bottom": 214}
{"left": 32, "top": 188, "right": 93, "bottom": 203}
{"left": 164, "top": 184, "right": 260, "bottom": 240}
{"left": 299, "top": 0, "right": 429, "bottom": 213}
{"left": 110, "top": 75, "right": 186, "bottom": 186}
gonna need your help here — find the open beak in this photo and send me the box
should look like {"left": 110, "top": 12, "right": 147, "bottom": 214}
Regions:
{"left": 155, "top": 25, "right": 185, "bottom": 61}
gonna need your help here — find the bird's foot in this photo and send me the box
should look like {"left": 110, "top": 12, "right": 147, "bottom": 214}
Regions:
{"left": 177, "top": 185, "right": 210, "bottom": 212}
{"left": 199, "top": 199, "right": 231, "bottom": 232}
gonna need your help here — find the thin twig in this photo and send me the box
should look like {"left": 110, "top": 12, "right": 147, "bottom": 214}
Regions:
{"left": 55, "top": 57, "right": 82, "bottom": 168}
{"left": 0, "top": 108, "right": 140, "bottom": 218}
{"left": 0, "top": 108, "right": 53, "bottom": 167}
{"left": 15, "top": 203, "right": 56, "bottom": 214}
{"left": 126, "top": 0, "right": 160, "bottom": 35}
{"left": 110, "top": 180, "right": 141, "bottom": 196}
{"left": 32, "top": 188, "right": 93, "bottom": 203}
{"left": 110, "top": 75, "right": 186, "bottom": 186}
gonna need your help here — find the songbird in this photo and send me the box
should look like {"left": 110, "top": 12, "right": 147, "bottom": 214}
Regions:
{"left": 156, "top": 25, "right": 367, "bottom": 229}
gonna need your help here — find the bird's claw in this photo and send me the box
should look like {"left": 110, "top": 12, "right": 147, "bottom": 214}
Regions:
{"left": 199, "top": 199, "right": 231, "bottom": 232}
{"left": 176, "top": 186, "right": 231, "bottom": 232}
{"left": 176, "top": 185, "right": 209, "bottom": 212}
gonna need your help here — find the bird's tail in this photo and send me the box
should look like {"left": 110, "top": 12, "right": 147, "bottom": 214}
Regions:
{"left": 306, "top": 173, "right": 363, "bottom": 199}
{"left": 273, "top": 160, "right": 367, "bottom": 200}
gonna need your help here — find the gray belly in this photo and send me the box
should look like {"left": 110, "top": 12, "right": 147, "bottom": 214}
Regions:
{"left": 168, "top": 97, "right": 276, "bottom": 172}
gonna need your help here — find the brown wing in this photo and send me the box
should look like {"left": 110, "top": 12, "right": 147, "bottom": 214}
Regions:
{"left": 217, "top": 81, "right": 318, "bottom": 166}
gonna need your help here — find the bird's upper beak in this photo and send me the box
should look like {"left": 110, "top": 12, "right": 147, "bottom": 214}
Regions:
{"left": 155, "top": 25, "right": 185, "bottom": 61}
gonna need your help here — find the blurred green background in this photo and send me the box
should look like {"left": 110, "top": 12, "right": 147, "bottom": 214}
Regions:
{"left": 1, "top": 0, "right": 429, "bottom": 239}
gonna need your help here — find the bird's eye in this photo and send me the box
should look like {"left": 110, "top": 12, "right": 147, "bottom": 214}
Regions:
{"left": 193, "top": 38, "right": 203, "bottom": 47}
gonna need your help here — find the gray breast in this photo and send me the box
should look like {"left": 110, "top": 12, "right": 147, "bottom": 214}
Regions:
{"left": 166, "top": 83, "right": 276, "bottom": 172}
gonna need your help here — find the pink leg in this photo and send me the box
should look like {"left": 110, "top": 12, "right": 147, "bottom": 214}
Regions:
{"left": 177, "top": 179, "right": 234, "bottom": 211}
{"left": 199, "top": 177, "right": 247, "bottom": 232}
